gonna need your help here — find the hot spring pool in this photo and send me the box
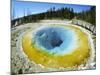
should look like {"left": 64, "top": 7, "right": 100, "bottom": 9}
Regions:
{"left": 32, "top": 26, "right": 77, "bottom": 55}
{"left": 22, "top": 25, "right": 91, "bottom": 68}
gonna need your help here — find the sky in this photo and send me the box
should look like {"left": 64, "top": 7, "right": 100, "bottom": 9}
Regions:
{"left": 12, "top": 0, "right": 92, "bottom": 19}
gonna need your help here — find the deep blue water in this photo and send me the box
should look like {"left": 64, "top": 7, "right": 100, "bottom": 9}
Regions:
{"left": 32, "top": 26, "right": 76, "bottom": 55}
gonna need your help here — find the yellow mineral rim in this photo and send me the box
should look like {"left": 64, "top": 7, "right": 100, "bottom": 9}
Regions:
{"left": 22, "top": 25, "right": 91, "bottom": 68}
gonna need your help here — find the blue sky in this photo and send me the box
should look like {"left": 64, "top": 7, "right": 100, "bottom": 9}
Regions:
{"left": 12, "top": 0, "right": 92, "bottom": 19}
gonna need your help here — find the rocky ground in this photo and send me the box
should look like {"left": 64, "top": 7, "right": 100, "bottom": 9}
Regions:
{"left": 11, "top": 20, "right": 96, "bottom": 74}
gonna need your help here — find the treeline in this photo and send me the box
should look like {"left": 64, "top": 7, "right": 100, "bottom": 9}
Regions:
{"left": 11, "top": 6, "right": 96, "bottom": 27}
{"left": 76, "top": 6, "right": 96, "bottom": 25}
